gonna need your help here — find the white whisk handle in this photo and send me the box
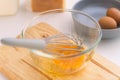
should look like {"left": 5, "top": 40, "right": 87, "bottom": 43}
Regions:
{"left": 1, "top": 38, "right": 46, "bottom": 50}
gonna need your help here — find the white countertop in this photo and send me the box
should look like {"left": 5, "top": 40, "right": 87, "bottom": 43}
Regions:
{"left": 0, "top": 0, "right": 120, "bottom": 80}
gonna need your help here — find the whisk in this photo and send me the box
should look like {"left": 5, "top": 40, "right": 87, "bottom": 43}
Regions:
{"left": 1, "top": 34, "right": 83, "bottom": 51}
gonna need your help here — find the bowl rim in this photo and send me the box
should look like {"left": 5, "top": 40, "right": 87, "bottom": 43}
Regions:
{"left": 102, "top": 27, "right": 120, "bottom": 31}
{"left": 21, "top": 9, "right": 102, "bottom": 59}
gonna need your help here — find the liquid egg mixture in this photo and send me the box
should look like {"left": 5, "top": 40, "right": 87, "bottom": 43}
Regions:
{"left": 30, "top": 38, "right": 93, "bottom": 75}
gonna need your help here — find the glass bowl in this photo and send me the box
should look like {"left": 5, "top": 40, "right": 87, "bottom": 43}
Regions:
{"left": 21, "top": 9, "right": 102, "bottom": 75}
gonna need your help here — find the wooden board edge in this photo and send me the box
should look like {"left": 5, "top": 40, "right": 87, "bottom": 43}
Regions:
{"left": 92, "top": 53, "right": 120, "bottom": 78}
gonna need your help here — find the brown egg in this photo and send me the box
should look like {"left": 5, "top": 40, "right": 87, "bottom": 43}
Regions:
{"left": 107, "top": 8, "right": 120, "bottom": 24}
{"left": 99, "top": 16, "right": 117, "bottom": 29}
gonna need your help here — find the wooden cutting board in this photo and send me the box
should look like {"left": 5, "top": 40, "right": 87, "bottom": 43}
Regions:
{"left": 0, "top": 23, "right": 120, "bottom": 80}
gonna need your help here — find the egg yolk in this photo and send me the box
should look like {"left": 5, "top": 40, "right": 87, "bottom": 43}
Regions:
{"left": 46, "top": 43, "right": 87, "bottom": 70}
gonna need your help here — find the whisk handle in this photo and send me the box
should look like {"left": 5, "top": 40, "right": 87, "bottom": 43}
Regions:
{"left": 1, "top": 38, "right": 46, "bottom": 50}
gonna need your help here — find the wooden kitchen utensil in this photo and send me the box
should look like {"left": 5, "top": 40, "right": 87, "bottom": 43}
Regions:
{"left": 0, "top": 23, "right": 120, "bottom": 80}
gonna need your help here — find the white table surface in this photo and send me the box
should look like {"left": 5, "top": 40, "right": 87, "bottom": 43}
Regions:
{"left": 0, "top": 0, "right": 120, "bottom": 80}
